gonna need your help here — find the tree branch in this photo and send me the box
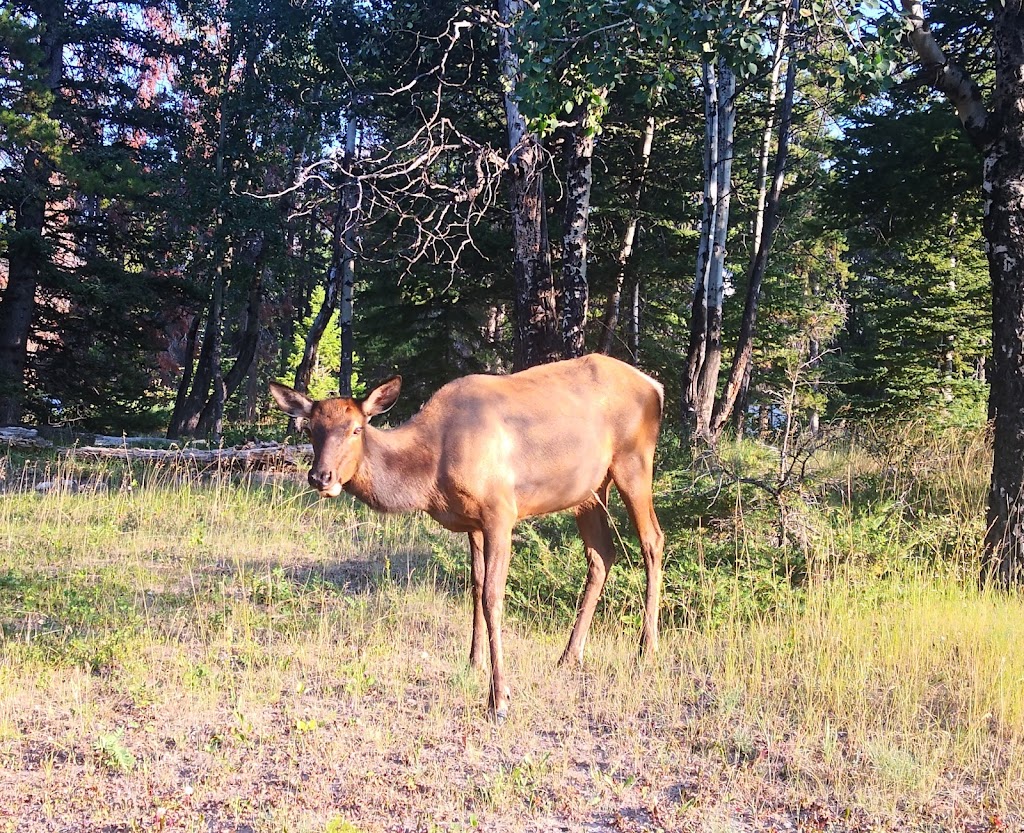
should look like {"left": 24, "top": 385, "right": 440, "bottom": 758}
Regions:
{"left": 900, "top": 0, "right": 995, "bottom": 152}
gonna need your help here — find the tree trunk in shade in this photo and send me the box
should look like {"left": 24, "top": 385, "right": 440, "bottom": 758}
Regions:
{"left": 900, "top": 0, "right": 1024, "bottom": 586}
{"left": 0, "top": 0, "right": 64, "bottom": 424}
{"left": 497, "top": 0, "right": 562, "bottom": 371}
{"left": 598, "top": 110, "right": 656, "bottom": 355}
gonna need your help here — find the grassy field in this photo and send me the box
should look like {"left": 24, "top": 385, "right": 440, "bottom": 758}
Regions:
{"left": 0, "top": 431, "right": 1022, "bottom": 832}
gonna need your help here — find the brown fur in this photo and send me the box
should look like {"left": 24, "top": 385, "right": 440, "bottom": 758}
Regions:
{"left": 270, "top": 354, "right": 665, "bottom": 721}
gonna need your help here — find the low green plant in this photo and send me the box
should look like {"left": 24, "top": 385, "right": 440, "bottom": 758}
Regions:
{"left": 94, "top": 729, "right": 135, "bottom": 773}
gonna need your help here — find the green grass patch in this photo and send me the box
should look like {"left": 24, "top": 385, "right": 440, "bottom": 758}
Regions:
{"left": 0, "top": 427, "right": 1019, "bottom": 832}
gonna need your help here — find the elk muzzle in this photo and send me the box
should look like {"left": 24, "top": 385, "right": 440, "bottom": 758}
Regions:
{"left": 308, "top": 467, "right": 343, "bottom": 497}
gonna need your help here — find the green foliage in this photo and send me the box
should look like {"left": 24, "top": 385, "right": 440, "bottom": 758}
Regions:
{"left": 830, "top": 102, "right": 989, "bottom": 423}
{"left": 280, "top": 285, "right": 364, "bottom": 400}
{"left": 94, "top": 729, "right": 136, "bottom": 773}
{"left": 514, "top": 0, "right": 902, "bottom": 135}
{"left": 0, "top": 0, "right": 994, "bottom": 442}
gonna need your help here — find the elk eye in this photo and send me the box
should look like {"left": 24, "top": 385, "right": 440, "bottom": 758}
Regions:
{"left": 352, "top": 425, "right": 362, "bottom": 436}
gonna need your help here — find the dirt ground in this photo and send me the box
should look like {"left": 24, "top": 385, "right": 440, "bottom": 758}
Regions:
{"left": 0, "top": 620, "right": 1013, "bottom": 833}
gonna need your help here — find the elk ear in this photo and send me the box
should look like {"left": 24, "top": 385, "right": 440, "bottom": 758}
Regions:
{"left": 269, "top": 382, "right": 314, "bottom": 420}
{"left": 362, "top": 376, "right": 402, "bottom": 417}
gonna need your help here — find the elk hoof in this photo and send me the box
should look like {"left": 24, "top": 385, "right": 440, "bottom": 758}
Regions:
{"left": 638, "top": 636, "right": 659, "bottom": 661}
{"left": 557, "top": 648, "right": 584, "bottom": 668}
{"left": 488, "top": 687, "right": 511, "bottom": 724}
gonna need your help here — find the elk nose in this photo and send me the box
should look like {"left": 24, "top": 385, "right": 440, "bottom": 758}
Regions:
{"left": 308, "top": 468, "right": 333, "bottom": 491}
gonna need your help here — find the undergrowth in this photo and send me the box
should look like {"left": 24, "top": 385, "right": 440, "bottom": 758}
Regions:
{"left": 0, "top": 421, "right": 1016, "bottom": 832}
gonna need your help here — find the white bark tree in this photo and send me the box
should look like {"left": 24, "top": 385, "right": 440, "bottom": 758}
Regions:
{"left": 497, "top": 0, "right": 562, "bottom": 370}
{"left": 901, "top": 0, "right": 1024, "bottom": 586}
{"left": 682, "top": 57, "right": 736, "bottom": 439}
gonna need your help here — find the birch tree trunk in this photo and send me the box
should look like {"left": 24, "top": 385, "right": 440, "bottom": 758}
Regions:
{"left": 979, "top": 7, "right": 1024, "bottom": 587}
{"left": 807, "top": 269, "right": 822, "bottom": 436}
{"left": 338, "top": 116, "right": 359, "bottom": 397}
{"left": 900, "top": 0, "right": 1024, "bottom": 586}
{"left": 497, "top": 0, "right": 562, "bottom": 371}
{"left": 559, "top": 106, "right": 599, "bottom": 358}
{"left": 206, "top": 261, "right": 228, "bottom": 443}
{"left": 629, "top": 275, "right": 641, "bottom": 362}
{"left": 598, "top": 111, "right": 656, "bottom": 355}
{"left": 683, "top": 59, "right": 736, "bottom": 439}
{"left": 0, "top": 0, "right": 64, "bottom": 424}
{"left": 681, "top": 61, "right": 719, "bottom": 429}
{"left": 710, "top": 17, "right": 797, "bottom": 437}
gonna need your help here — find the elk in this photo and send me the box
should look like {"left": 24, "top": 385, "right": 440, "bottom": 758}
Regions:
{"left": 270, "top": 354, "right": 665, "bottom": 721}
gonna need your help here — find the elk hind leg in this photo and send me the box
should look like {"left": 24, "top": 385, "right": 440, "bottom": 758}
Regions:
{"left": 468, "top": 530, "right": 486, "bottom": 670}
{"left": 612, "top": 456, "right": 664, "bottom": 655}
{"left": 560, "top": 483, "right": 617, "bottom": 667}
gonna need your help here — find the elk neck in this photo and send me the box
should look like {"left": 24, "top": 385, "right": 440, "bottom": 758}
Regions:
{"left": 342, "top": 417, "right": 439, "bottom": 514}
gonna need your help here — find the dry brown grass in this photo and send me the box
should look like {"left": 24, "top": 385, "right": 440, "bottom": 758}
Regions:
{"left": 0, "top": 455, "right": 1021, "bottom": 832}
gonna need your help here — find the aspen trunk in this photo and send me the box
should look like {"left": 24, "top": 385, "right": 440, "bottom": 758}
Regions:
{"left": 681, "top": 61, "right": 719, "bottom": 429}
{"left": 598, "top": 111, "right": 656, "bottom": 355}
{"left": 900, "top": 0, "right": 1024, "bottom": 585}
{"left": 560, "top": 113, "right": 598, "bottom": 359}
{"left": 982, "top": 51, "right": 1024, "bottom": 587}
{"left": 497, "top": 0, "right": 562, "bottom": 371}
{"left": 711, "top": 21, "right": 797, "bottom": 438}
{"left": 807, "top": 270, "right": 822, "bottom": 436}
{"left": 683, "top": 59, "right": 736, "bottom": 439}
{"left": 339, "top": 116, "right": 359, "bottom": 397}
{"left": 207, "top": 263, "right": 227, "bottom": 443}
{"left": 629, "top": 274, "right": 641, "bottom": 363}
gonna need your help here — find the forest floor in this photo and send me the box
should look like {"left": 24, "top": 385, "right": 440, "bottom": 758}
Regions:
{"left": 0, "top": 452, "right": 1021, "bottom": 833}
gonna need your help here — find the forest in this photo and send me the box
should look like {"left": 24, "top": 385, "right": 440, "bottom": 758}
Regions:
{"left": 0, "top": 1, "right": 995, "bottom": 441}
{"left": 2, "top": 1, "right": 1024, "bottom": 831}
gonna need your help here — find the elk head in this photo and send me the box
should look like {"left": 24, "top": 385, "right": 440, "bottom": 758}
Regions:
{"left": 269, "top": 377, "right": 402, "bottom": 497}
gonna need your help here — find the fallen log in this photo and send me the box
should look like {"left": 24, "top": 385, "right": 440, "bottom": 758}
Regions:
{"left": 0, "top": 427, "right": 53, "bottom": 449}
{"left": 70, "top": 441, "right": 312, "bottom": 470}
{"left": 91, "top": 435, "right": 199, "bottom": 449}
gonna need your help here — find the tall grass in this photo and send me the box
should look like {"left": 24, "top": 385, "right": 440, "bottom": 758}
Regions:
{"left": 0, "top": 427, "right": 1020, "bottom": 831}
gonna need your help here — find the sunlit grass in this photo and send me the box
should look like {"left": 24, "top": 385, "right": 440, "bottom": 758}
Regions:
{"left": 0, "top": 436, "right": 1020, "bottom": 830}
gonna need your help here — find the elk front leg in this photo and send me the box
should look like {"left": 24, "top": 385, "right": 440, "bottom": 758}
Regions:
{"left": 481, "top": 520, "right": 513, "bottom": 722}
